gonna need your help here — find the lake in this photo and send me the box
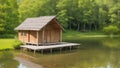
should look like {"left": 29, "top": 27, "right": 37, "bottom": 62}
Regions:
{"left": 0, "top": 37, "right": 120, "bottom": 68}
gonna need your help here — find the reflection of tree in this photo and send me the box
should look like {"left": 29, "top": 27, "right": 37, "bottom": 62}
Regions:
{"left": 101, "top": 38, "right": 120, "bottom": 48}
{"left": 72, "top": 50, "right": 120, "bottom": 68}
{"left": 0, "top": 51, "right": 19, "bottom": 68}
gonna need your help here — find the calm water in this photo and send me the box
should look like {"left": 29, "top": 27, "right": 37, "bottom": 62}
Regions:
{"left": 0, "top": 37, "right": 120, "bottom": 68}
{"left": 0, "top": 51, "right": 27, "bottom": 68}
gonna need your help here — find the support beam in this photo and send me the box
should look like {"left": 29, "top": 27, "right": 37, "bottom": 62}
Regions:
{"left": 37, "top": 31, "right": 39, "bottom": 46}
{"left": 60, "top": 48, "right": 62, "bottom": 53}
{"left": 50, "top": 48, "right": 53, "bottom": 53}
{"left": 60, "top": 30, "right": 62, "bottom": 42}
{"left": 34, "top": 50, "right": 36, "bottom": 54}
{"left": 41, "top": 49, "right": 43, "bottom": 54}
{"left": 28, "top": 31, "right": 30, "bottom": 43}
{"left": 70, "top": 46, "right": 72, "bottom": 51}
{"left": 42, "top": 29, "right": 44, "bottom": 45}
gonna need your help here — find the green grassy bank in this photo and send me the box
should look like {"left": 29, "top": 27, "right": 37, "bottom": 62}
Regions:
{"left": 0, "top": 39, "right": 15, "bottom": 50}
{"left": 0, "top": 30, "right": 119, "bottom": 50}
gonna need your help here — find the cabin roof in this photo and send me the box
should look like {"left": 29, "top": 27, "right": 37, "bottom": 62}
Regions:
{"left": 15, "top": 16, "right": 63, "bottom": 31}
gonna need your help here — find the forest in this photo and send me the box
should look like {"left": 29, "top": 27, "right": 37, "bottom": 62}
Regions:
{"left": 0, "top": 0, "right": 120, "bottom": 34}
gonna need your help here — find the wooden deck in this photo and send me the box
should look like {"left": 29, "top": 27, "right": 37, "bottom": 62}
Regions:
{"left": 21, "top": 42, "right": 80, "bottom": 54}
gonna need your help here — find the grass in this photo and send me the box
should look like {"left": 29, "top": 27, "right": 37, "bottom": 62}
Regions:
{"left": 0, "top": 30, "right": 120, "bottom": 68}
{"left": 63, "top": 30, "right": 120, "bottom": 41}
{"left": 63, "top": 30, "right": 105, "bottom": 41}
{"left": 0, "top": 30, "right": 119, "bottom": 50}
{"left": 0, "top": 39, "right": 15, "bottom": 50}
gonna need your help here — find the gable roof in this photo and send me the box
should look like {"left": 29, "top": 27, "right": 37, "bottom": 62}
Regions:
{"left": 15, "top": 16, "right": 63, "bottom": 31}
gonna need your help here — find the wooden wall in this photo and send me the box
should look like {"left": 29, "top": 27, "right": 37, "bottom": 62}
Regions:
{"left": 18, "top": 30, "right": 29, "bottom": 42}
{"left": 18, "top": 19, "right": 62, "bottom": 44}
{"left": 43, "top": 19, "right": 61, "bottom": 43}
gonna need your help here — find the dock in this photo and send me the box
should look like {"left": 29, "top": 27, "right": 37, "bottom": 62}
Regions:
{"left": 21, "top": 42, "right": 80, "bottom": 54}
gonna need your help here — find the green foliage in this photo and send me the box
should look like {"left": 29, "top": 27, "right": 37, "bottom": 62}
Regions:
{"left": 57, "top": 10, "right": 70, "bottom": 28}
{"left": 0, "top": 0, "right": 119, "bottom": 34}
{"left": 103, "top": 25, "right": 119, "bottom": 35}
{"left": 109, "top": 3, "right": 120, "bottom": 26}
{"left": 13, "top": 40, "right": 22, "bottom": 49}
{"left": 0, "top": 0, "right": 19, "bottom": 34}
{"left": 19, "top": 0, "right": 120, "bottom": 31}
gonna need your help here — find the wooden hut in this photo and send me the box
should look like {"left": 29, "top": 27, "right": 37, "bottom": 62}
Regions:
{"left": 15, "top": 16, "right": 63, "bottom": 46}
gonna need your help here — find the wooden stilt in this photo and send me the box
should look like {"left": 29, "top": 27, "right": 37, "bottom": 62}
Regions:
{"left": 77, "top": 45, "right": 80, "bottom": 49}
{"left": 34, "top": 50, "right": 36, "bottom": 54}
{"left": 50, "top": 48, "right": 52, "bottom": 53}
{"left": 60, "top": 48, "right": 62, "bottom": 53}
{"left": 41, "top": 49, "right": 43, "bottom": 54}
{"left": 70, "top": 46, "right": 72, "bottom": 51}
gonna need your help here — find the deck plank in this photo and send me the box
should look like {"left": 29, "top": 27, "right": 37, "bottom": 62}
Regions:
{"left": 21, "top": 42, "right": 80, "bottom": 50}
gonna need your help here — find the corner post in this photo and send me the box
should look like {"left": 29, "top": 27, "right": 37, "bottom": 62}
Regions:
{"left": 42, "top": 29, "right": 44, "bottom": 45}
{"left": 60, "top": 29, "right": 62, "bottom": 42}
{"left": 37, "top": 31, "right": 39, "bottom": 46}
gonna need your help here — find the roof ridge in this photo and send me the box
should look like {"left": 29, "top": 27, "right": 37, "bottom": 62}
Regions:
{"left": 14, "top": 15, "right": 62, "bottom": 31}
{"left": 26, "top": 15, "right": 56, "bottom": 19}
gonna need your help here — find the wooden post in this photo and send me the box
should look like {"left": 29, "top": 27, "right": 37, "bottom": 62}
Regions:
{"left": 42, "top": 29, "right": 44, "bottom": 45}
{"left": 50, "top": 48, "right": 52, "bottom": 53}
{"left": 60, "top": 30, "right": 62, "bottom": 42}
{"left": 28, "top": 31, "right": 30, "bottom": 43}
{"left": 41, "top": 49, "right": 43, "bottom": 54}
{"left": 34, "top": 50, "right": 36, "bottom": 54}
{"left": 60, "top": 48, "right": 62, "bottom": 53}
{"left": 70, "top": 46, "right": 72, "bottom": 51}
{"left": 37, "top": 31, "right": 39, "bottom": 46}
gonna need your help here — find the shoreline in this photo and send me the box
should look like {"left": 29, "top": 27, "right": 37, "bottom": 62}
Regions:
{"left": 82, "top": 35, "right": 120, "bottom": 37}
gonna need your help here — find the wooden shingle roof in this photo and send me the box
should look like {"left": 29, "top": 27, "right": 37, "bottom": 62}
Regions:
{"left": 15, "top": 16, "right": 62, "bottom": 31}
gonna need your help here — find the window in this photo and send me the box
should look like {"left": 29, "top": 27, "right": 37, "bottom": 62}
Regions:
{"left": 21, "top": 32, "right": 23, "bottom": 36}
{"left": 21, "top": 32, "right": 26, "bottom": 36}
{"left": 23, "top": 32, "right": 26, "bottom": 36}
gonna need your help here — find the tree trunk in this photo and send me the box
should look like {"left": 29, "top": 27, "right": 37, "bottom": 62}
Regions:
{"left": 89, "top": 23, "right": 91, "bottom": 31}
{"left": 83, "top": 23, "right": 86, "bottom": 31}
{"left": 69, "top": 22, "right": 71, "bottom": 30}
{"left": 94, "top": 23, "right": 97, "bottom": 30}
{"left": 77, "top": 23, "right": 80, "bottom": 31}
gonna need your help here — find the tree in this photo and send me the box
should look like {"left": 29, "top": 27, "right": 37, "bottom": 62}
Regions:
{"left": 109, "top": 3, "right": 120, "bottom": 26}
{"left": 0, "top": 0, "right": 7, "bottom": 33}
{"left": 19, "top": 0, "right": 46, "bottom": 22}
{"left": 103, "top": 25, "right": 119, "bottom": 35}
{"left": 57, "top": 10, "right": 70, "bottom": 28}
{"left": 0, "top": 0, "right": 19, "bottom": 34}
{"left": 18, "top": 0, "right": 120, "bottom": 32}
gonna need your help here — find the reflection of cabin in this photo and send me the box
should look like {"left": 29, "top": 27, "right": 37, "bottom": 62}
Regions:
{"left": 15, "top": 16, "right": 63, "bottom": 45}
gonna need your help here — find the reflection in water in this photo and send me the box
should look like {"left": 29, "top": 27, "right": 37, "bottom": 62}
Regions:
{"left": 72, "top": 50, "right": 120, "bottom": 68}
{"left": 71, "top": 37, "right": 120, "bottom": 68}
{"left": 0, "top": 51, "right": 27, "bottom": 68}
{"left": 18, "top": 64, "right": 27, "bottom": 68}
{"left": 0, "top": 51, "right": 19, "bottom": 68}
{"left": 33, "top": 37, "right": 120, "bottom": 68}
{"left": 107, "top": 63, "right": 110, "bottom": 68}
{"left": 101, "top": 37, "right": 120, "bottom": 49}
{"left": 0, "top": 37, "right": 120, "bottom": 68}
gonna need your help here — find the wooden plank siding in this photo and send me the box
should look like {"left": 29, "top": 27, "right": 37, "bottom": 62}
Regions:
{"left": 18, "top": 18, "right": 62, "bottom": 45}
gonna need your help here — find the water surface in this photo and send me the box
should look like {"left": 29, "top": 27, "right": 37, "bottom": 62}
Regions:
{"left": 0, "top": 37, "right": 120, "bottom": 68}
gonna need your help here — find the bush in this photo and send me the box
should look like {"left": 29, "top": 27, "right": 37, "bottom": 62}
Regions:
{"left": 13, "top": 40, "right": 22, "bottom": 50}
{"left": 103, "top": 25, "right": 119, "bottom": 35}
